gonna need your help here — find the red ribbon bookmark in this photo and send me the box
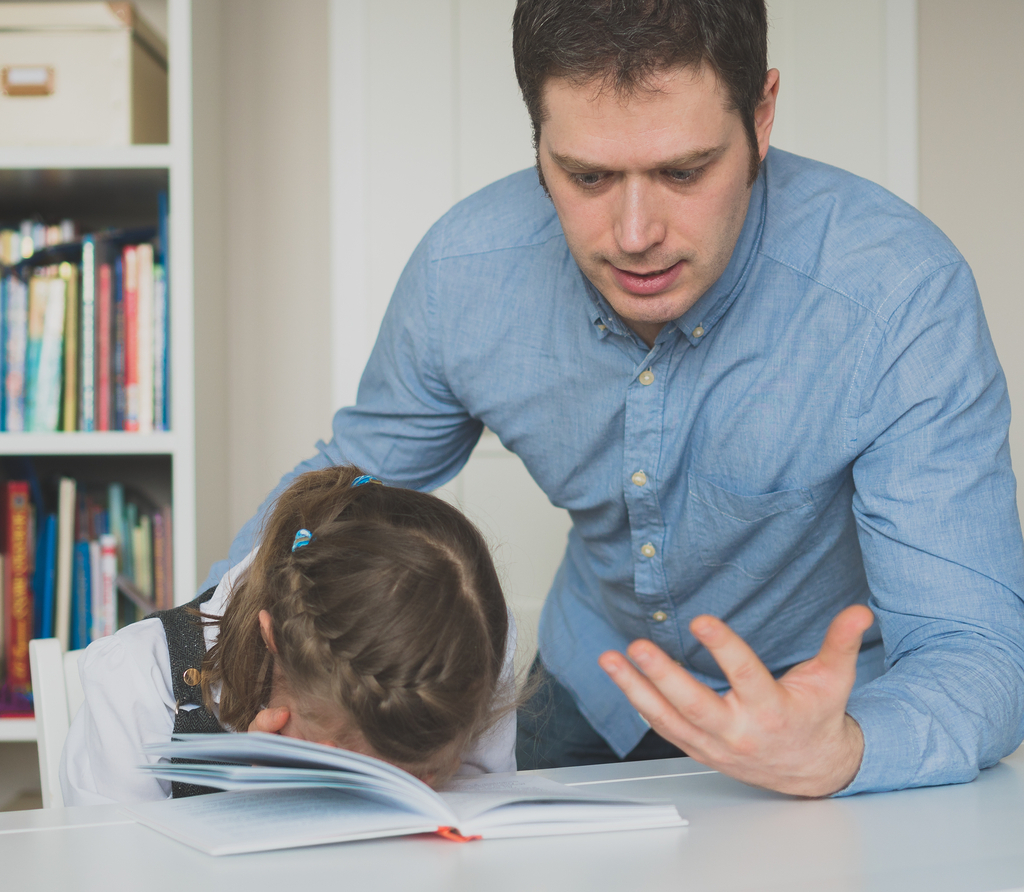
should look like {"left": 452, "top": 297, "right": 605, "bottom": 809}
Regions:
{"left": 436, "top": 826, "right": 482, "bottom": 843}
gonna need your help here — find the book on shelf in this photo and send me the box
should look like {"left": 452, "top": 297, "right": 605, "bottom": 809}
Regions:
{"left": 96, "top": 261, "right": 112, "bottom": 431}
{"left": 0, "top": 461, "right": 173, "bottom": 709}
{"left": 61, "top": 263, "right": 79, "bottom": 431}
{"left": 3, "top": 275, "right": 27, "bottom": 431}
{"left": 0, "top": 211, "right": 170, "bottom": 434}
{"left": 3, "top": 481, "right": 33, "bottom": 693}
{"left": 126, "top": 733, "right": 687, "bottom": 856}
{"left": 79, "top": 237, "right": 96, "bottom": 432}
{"left": 53, "top": 476, "right": 76, "bottom": 651}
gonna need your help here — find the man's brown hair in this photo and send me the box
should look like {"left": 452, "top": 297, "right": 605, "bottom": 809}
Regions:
{"left": 201, "top": 466, "right": 509, "bottom": 783}
{"left": 512, "top": 0, "right": 769, "bottom": 182}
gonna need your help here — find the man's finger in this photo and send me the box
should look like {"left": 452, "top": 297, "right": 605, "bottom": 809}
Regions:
{"left": 815, "top": 605, "right": 874, "bottom": 675}
{"left": 600, "top": 645, "right": 726, "bottom": 741}
{"left": 689, "top": 615, "right": 778, "bottom": 704}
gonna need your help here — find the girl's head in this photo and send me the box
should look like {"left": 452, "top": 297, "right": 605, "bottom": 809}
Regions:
{"left": 204, "top": 466, "right": 509, "bottom": 785}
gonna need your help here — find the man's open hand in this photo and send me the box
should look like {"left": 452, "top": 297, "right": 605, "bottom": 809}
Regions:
{"left": 599, "top": 605, "right": 874, "bottom": 797}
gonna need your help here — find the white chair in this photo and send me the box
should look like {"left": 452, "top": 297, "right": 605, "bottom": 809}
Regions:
{"left": 28, "top": 638, "right": 86, "bottom": 809}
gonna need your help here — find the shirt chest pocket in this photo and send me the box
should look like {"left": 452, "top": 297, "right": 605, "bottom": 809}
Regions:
{"left": 687, "top": 472, "right": 825, "bottom": 580}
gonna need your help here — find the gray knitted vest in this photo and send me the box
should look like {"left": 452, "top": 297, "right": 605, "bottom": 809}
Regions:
{"left": 148, "top": 586, "right": 227, "bottom": 798}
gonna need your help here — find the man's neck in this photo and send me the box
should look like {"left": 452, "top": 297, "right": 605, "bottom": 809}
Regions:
{"left": 626, "top": 320, "right": 666, "bottom": 348}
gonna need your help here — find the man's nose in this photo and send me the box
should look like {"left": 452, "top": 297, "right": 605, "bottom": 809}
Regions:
{"left": 614, "top": 178, "right": 667, "bottom": 255}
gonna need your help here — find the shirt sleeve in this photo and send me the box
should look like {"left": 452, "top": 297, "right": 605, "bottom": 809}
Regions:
{"left": 201, "top": 224, "right": 484, "bottom": 591}
{"left": 60, "top": 618, "right": 175, "bottom": 805}
{"left": 841, "top": 259, "right": 1024, "bottom": 795}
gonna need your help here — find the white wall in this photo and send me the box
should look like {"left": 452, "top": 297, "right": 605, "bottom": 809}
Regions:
{"left": 919, "top": 1, "right": 1024, "bottom": 523}
{"left": 192, "top": 0, "right": 335, "bottom": 584}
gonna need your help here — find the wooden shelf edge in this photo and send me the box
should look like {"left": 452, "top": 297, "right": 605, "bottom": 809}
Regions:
{"left": 0, "top": 432, "right": 180, "bottom": 456}
{"left": 0, "top": 718, "right": 36, "bottom": 742}
{"left": 0, "top": 144, "right": 174, "bottom": 170}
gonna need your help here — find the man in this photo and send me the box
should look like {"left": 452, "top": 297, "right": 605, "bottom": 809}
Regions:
{"left": 208, "top": 0, "right": 1024, "bottom": 796}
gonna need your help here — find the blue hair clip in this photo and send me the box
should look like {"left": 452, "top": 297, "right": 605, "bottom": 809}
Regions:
{"left": 291, "top": 528, "right": 313, "bottom": 552}
{"left": 351, "top": 475, "right": 383, "bottom": 487}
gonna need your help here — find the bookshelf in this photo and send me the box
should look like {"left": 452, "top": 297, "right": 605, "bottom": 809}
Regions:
{"left": 0, "top": 0, "right": 195, "bottom": 757}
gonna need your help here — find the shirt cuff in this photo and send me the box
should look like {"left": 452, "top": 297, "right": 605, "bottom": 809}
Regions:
{"left": 834, "top": 692, "right": 921, "bottom": 796}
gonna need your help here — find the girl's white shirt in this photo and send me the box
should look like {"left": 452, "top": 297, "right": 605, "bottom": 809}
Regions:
{"left": 59, "top": 549, "right": 518, "bottom": 806}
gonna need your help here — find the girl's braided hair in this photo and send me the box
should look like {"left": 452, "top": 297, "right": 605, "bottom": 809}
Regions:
{"left": 202, "top": 466, "right": 509, "bottom": 776}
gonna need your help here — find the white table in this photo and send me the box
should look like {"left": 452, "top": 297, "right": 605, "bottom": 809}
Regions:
{"left": 2, "top": 749, "right": 1024, "bottom": 892}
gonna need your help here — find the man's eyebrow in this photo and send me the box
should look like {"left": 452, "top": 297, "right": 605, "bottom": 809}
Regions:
{"left": 548, "top": 145, "right": 727, "bottom": 172}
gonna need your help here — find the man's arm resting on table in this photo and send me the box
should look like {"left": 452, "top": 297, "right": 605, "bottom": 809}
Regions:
{"left": 600, "top": 605, "right": 873, "bottom": 797}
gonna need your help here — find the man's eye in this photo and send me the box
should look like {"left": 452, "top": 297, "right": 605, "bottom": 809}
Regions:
{"left": 666, "top": 168, "right": 702, "bottom": 183}
{"left": 570, "top": 172, "right": 605, "bottom": 187}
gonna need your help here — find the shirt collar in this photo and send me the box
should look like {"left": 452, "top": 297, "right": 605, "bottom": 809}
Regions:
{"left": 582, "top": 164, "right": 768, "bottom": 346}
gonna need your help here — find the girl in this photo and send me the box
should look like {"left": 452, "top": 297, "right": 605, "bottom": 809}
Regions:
{"left": 61, "top": 466, "right": 516, "bottom": 804}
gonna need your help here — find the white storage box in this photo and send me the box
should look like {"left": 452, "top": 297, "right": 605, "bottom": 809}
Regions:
{"left": 0, "top": 2, "right": 167, "bottom": 146}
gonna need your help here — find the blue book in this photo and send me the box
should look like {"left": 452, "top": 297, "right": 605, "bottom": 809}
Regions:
{"left": 153, "top": 264, "right": 168, "bottom": 431}
{"left": 72, "top": 541, "right": 92, "bottom": 650}
{"left": 4, "top": 275, "right": 28, "bottom": 432}
{"left": 79, "top": 237, "right": 96, "bottom": 432}
{"left": 32, "top": 505, "right": 48, "bottom": 640}
{"left": 39, "top": 512, "right": 57, "bottom": 640}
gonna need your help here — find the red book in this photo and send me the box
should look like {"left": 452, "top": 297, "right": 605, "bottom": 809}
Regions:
{"left": 5, "top": 481, "right": 33, "bottom": 690}
{"left": 122, "top": 245, "right": 139, "bottom": 432}
{"left": 96, "top": 263, "right": 112, "bottom": 431}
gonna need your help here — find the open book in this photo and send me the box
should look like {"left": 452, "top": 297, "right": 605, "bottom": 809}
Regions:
{"left": 125, "top": 733, "right": 686, "bottom": 855}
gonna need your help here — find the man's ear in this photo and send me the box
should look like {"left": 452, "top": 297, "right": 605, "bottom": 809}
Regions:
{"left": 258, "top": 609, "right": 278, "bottom": 654}
{"left": 755, "top": 68, "right": 780, "bottom": 161}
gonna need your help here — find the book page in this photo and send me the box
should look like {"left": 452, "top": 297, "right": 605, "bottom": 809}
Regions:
{"left": 125, "top": 788, "right": 440, "bottom": 856}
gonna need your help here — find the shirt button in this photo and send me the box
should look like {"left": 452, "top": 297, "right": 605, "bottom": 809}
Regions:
{"left": 641, "top": 543, "right": 656, "bottom": 558}
{"left": 639, "top": 369, "right": 654, "bottom": 385}
{"left": 631, "top": 471, "right": 647, "bottom": 487}
{"left": 652, "top": 611, "right": 668, "bottom": 623}
{"left": 692, "top": 326, "right": 705, "bottom": 338}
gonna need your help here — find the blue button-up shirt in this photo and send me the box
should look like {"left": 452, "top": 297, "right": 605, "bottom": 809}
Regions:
{"left": 210, "top": 148, "right": 1024, "bottom": 795}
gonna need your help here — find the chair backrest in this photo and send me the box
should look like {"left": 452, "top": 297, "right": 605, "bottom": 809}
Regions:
{"left": 28, "top": 638, "right": 86, "bottom": 809}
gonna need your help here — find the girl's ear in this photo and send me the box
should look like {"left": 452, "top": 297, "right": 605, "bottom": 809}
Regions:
{"left": 258, "top": 609, "right": 278, "bottom": 654}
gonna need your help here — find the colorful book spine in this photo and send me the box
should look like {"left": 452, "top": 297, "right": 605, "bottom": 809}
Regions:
{"left": 29, "top": 277, "right": 67, "bottom": 432}
{"left": 72, "top": 541, "right": 91, "bottom": 651}
{"left": 136, "top": 243, "right": 154, "bottom": 433}
{"left": 3, "top": 276, "right": 27, "bottom": 431}
{"left": 113, "top": 258, "right": 125, "bottom": 430}
{"left": 79, "top": 237, "right": 96, "bottom": 432}
{"left": 5, "top": 481, "right": 33, "bottom": 690}
{"left": 24, "top": 275, "right": 48, "bottom": 430}
{"left": 88, "top": 539, "right": 103, "bottom": 640}
{"left": 122, "top": 246, "right": 139, "bottom": 432}
{"left": 37, "top": 513, "right": 56, "bottom": 640}
{"left": 97, "top": 533, "right": 118, "bottom": 639}
{"left": 60, "top": 262, "right": 78, "bottom": 431}
{"left": 96, "top": 262, "right": 112, "bottom": 431}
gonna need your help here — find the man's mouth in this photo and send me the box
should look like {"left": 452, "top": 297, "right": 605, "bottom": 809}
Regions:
{"left": 609, "top": 259, "right": 685, "bottom": 295}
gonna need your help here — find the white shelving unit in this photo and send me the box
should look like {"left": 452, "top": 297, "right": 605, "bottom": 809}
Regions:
{"left": 0, "top": 0, "right": 194, "bottom": 757}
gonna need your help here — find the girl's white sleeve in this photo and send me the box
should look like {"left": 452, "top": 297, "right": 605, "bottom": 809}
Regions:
{"left": 456, "top": 607, "right": 518, "bottom": 775}
{"left": 59, "top": 617, "right": 176, "bottom": 805}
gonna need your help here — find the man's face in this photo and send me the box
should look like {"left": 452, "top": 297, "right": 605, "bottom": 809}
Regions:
{"left": 537, "top": 65, "right": 777, "bottom": 345}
